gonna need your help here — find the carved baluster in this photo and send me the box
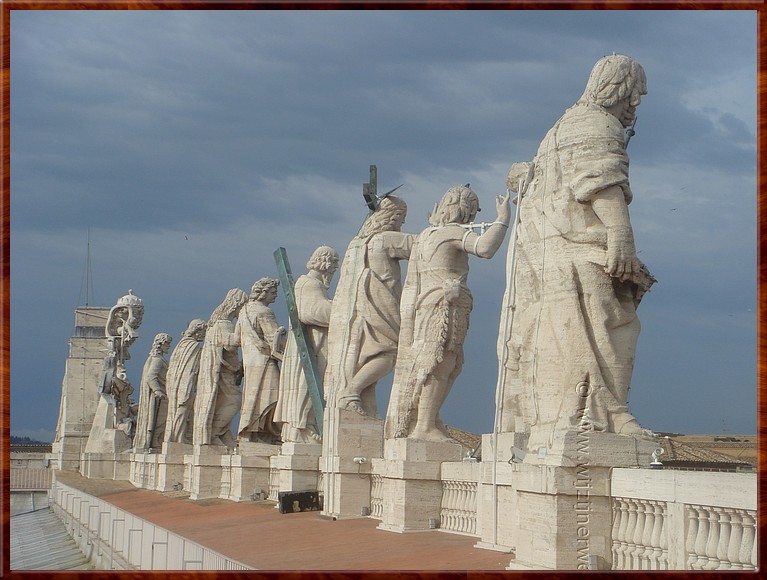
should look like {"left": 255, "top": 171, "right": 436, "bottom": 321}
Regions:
{"left": 726, "top": 510, "right": 743, "bottom": 570}
{"left": 686, "top": 505, "right": 701, "bottom": 569}
{"left": 447, "top": 481, "right": 457, "bottom": 531}
{"left": 656, "top": 502, "right": 668, "bottom": 570}
{"left": 704, "top": 506, "right": 720, "bottom": 569}
{"left": 641, "top": 500, "right": 656, "bottom": 569}
{"left": 468, "top": 483, "right": 477, "bottom": 536}
{"left": 611, "top": 499, "right": 624, "bottom": 569}
{"left": 440, "top": 482, "right": 450, "bottom": 530}
{"left": 715, "top": 507, "right": 731, "bottom": 570}
{"left": 739, "top": 511, "right": 756, "bottom": 570}
{"left": 621, "top": 499, "right": 636, "bottom": 570}
{"left": 458, "top": 482, "right": 468, "bottom": 533}
{"left": 693, "top": 505, "right": 710, "bottom": 570}
{"left": 648, "top": 501, "right": 663, "bottom": 570}
{"left": 631, "top": 499, "right": 647, "bottom": 569}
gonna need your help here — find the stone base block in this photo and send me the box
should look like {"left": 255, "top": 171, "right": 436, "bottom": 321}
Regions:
{"left": 321, "top": 410, "right": 383, "bottom": 519}
{"left": 155, "top": 443, "right": 192, "bottom": 492}
{"left": 498, "top": 463, "right": 612, "bottom": 570}
{"left": 129, "top": 452, "right": 160, "bottom": 489}
{"left": 384, "top": 438, "right": 464, "bottom": 463}
{"left": 524, "top": 430, "right": 660, "bottom": 468}
{"left": 80, "top": 452, "right": 131, "bottom": 480}
{"left": 271, "top": 442, "right": 321, "bottom": 494}
{"left": 220, "top": 444, "right": 279, "bottom": 501}
{"left": 185, "top": 444, "right": 230, "bottom": 500}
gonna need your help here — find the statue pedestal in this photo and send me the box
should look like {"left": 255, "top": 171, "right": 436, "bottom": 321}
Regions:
{"left": 270, "top": 442, "right": 321, "bottom": 496}
{"left": 321, "top": 408, "right": 383, "bottom": 519}
{"left": 129, "top": 451, "right": 160, "bottom": 489}
{"left": 79, "top": 452, "right": 131, "bottom": 480}
{"left": 185, "top": 445, "right": 230, "bottom": 500}
{"left": 220, "top": 442, "right": 279, "bottom": 502}
{"left": 376, "top": 438, "right": 463, "bottom": 533}
{"left": 155, "top": 442, "right": 192, "bottom": 492}
{"left": 478, "top": 431, "right": 659, "bottom": 570}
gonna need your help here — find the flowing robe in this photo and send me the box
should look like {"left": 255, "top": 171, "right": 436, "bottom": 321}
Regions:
{"left": 236, "top": 301, "right": 282, "bottom": 438}
{"left": 325, "top": 231, "right": 412, "bottom": 409}
{"left": 499, "top": 101, "right": 648, "bottom": 448}
{"left": 164, "top": 335, "right": 202, "bottom": 444}
{"left": 193, "top": 319, "right": 241, "bottom": 446}
{"left": 133, "top": 353, "right": 169, "bottom": 450}
{"left": 274, "top": 274, "right": 332, "bottom": 443}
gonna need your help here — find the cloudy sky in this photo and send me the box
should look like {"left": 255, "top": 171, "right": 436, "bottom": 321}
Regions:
{"left": 9, "top": 10, "right": 757, "bottom": 442}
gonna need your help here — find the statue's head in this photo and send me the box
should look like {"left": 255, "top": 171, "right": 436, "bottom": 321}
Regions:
{"left": 250, "top": 277, "right": 280, "bottom": 304}
{"left": 360, "top": 195, "right": 408, "bottom": 236}
{"left": 183, "top": 319, "right": 207, "bottom": 340}
{"left": 429, "top": 185, "right": 480, "bottom": 226}
{"left": 151, "top": 332, "right": 173, "bottom": 355}
{"left": 307, "top": 246, "right": 339, "bottom": 275}
{"left": 210, "top": 288, "right": 248, "bottom": 324}
{"left": 579, "top": 54, "right": 647, "bottom": 127}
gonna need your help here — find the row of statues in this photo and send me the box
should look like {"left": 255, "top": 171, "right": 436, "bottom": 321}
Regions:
{"left": 121, "top": 53, "right": 653, "bottom": 453}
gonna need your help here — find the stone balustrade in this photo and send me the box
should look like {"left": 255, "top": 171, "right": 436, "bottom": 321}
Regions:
{"left": 439, "top": 479, "right": 478, "bottom": 535}
{"left": 51, "top": 477, "right": 252, "bottom": 570}
{"left": 369, "top": 474, "right": 384, "bottom": 520}
{"left": 610, "top": 468, "right": 756, "bottom": 570}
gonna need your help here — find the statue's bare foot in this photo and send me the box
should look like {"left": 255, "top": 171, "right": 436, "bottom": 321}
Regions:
{"left": 344, "top": 400, "right": 367, "bottom": 416}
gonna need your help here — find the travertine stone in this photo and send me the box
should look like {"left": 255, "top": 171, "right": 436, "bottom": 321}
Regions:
{"left": 275, "top": 246, "right": 339, "bottom": 443}
{"left": 385, "top": 186, "right": 510, "bottom": 441}
{"left": 185, "top": 444, "right": 231, "bottom": 500}
{"left": 321, "top": 408, "right": 384, "bottom": 518}
{"left": 128, "top": 451, "right": 160, "bottom": 489}
{"left": 221, "top": 443, "right": 279, "bottom": 502}
{"left": 236, "top": 278, "right": 285, "bottom": 444}
{"left": 155, "top": 442, "right": 192, "bottom": 492}
{"left": 165, "top": 319, "right": 207, "bottom": 445}
{"left": 83, "top": 290, "right": 144, "bottom": 457}
{"left": 270, "top": 442, "right": 321, "bottom": 493}
{"left": 325, "top": 196, "right": 413, "bottom": 416}
{"left": 498, "top": 54, "right": 656, "bottom": 458}
{"left": 52, "top": 307, "right": 110, "bottom": 471}
{"left": 378, "top": 439, "right": 464, "bottom": 532}
{"left": 79, "top": 452, "right": 131, "bottom": 480}
{"left": 194, "top": 288, "right": 248, "bottom": 449}
{"left": 133, "top": 333, "right": 173, "bottom": 452}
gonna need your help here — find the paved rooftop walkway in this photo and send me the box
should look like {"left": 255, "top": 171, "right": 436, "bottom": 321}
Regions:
{"left": 10, "top": 507, "right": 96, "bottom": 571}
{"left": 55, "top": 471, "right": 512, "bottom": 571}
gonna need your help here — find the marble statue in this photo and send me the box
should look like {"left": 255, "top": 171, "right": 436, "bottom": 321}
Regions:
{"left": 193, "top": 288, "right": 248, "bottom": 448}
{"left": 384, "top": 186, "right": 510, "bottom": 441}
{"left": 100, "top": 289, "right": 144, "bottom": 435}
{"left": 325, "top": 196, "right": 413, "bottom": 416}
{"left": 497, "top": 54, "right": 656, "bottom": 451}
{"left": 274, "top": 246, "right": 339, "bottom": 443}
{"left": 236, "top": 278, "right": 286, "bottom": 443}
{"left": 164, "top": 319, "right": 207, "bottom": 445}
{"left": 133, "top": 333, "right": 173, "bottom": 451}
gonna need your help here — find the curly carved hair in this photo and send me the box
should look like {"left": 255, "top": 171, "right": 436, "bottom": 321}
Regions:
{"left": 579, "top": 54, "right": 647, "bottom": 108}
{"left": 359, "top": 195, "right": 408, "bottom": 237}
{"left": 182, "top": 319, "right": 207, "bottom": 339}
{"left": 428, "top": 185, "right": 480, "bottom": 226}
{"left": 306, "top": 246, "right": 339, "bottom": 273}
{"left": 150, "top": 332, "right": 173, "bottom": 355}
{"left": 250, "top": 277, "right": 280, "bottom": 301}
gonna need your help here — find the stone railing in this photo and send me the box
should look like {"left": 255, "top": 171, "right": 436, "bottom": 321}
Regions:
{"left": 51, "top": 478, "right": 252, "bottom": 570}
{"left": 438, "top": 461, "right": 480, "bottom": 536}
{"left": 369, "top": 474, "right": 384, "bottom": 520}
{"left": 10, "top": 468, "right": 53, "bottom": 490}
{"left": 610, "top": 468, "right": 756, "bottom": 570}
{"left": 268, "top": 467, "right": 280, "bottom": 501}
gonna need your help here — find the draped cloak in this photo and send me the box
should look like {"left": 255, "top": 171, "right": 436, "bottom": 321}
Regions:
{"left": 164, "top": 335, "right": 202, "bottom": 443}
{"left": 133, "top": 353, "right": 168, "bottom": 450}
{"left": 498, "top": 101, "right": 650, "bottom": 447}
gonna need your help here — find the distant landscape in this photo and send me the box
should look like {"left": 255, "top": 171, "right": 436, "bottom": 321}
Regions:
{"left": 10, "top": 435, "right": 49, "bottom": 445}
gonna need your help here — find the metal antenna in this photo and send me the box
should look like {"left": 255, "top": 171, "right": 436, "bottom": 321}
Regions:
{"left": 78, "top": 227, "right": 95, "bottom": 307}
